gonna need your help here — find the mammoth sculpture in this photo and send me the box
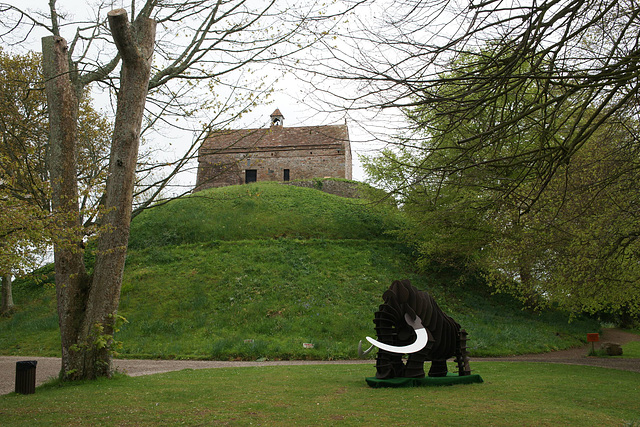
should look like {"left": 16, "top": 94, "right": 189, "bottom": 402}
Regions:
{"left": 359, "top": 279, "right": 471, "bottom": 379}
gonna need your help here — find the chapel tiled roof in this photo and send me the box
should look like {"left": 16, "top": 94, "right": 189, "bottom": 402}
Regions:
{"left": 200, "top": 122, "right": 349, "bottom": 154}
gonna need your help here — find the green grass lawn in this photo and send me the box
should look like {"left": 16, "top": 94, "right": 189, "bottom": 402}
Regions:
{"left": 623, "top": 341, "right": 640, "bottom": 358}
{"left": 1, "top": 363, "right": 639, "bottom": 426}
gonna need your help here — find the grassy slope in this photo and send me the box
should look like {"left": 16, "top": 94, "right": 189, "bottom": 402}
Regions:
{"left": 1, "top": 181, "right": 598, "bottom": 359}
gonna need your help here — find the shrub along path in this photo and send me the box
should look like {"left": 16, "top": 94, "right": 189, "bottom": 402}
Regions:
{"left": 2, "top": 329, "right": 638, "bottom": 396}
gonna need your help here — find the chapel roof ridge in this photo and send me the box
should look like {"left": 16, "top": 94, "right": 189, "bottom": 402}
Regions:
{"left": 207, "top": 120, "right": 348, "bottom": 133}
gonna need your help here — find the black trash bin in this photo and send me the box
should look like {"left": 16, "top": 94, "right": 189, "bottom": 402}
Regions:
{"left": 15, "top": 360, "right": 37, "bottom": 394}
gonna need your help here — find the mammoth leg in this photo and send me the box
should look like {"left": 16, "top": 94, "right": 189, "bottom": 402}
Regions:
{"left": 375, "top": 350, "right": 404, "bottom": 379}
{"left": 428, "top": 360, "right": 448, "bottom": 377}
{"left": 404, "top": 353, "right": 427, "bottom": 378}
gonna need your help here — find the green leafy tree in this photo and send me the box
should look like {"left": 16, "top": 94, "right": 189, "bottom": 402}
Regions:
{"left": 304, "top": 0, "right": 640, "bottom": 208}
{"left": 0, "top": 47, "right": 111, "bottom": 316}
{"left": 487, "top": 119, "right": 640, "bottom": 323}
{"left": 364, "top": 46, "right": 640, "bottom": 321}
{"left": 0, "top": 49, "right": 49, "bottom": 315}
{"left": 365, "top": 47, "right": 552, "bottom": 265}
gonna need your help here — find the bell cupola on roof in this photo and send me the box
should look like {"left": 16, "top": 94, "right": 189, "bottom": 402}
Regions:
{"left": 270, "top": 108, "right": 284, "bottom": 127}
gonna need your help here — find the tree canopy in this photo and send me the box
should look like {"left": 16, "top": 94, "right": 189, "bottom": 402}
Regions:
{"left": 363, "top": 42, "right": 640, "bottom": 322}
{"left": 299, "top": 0, "right": 640, "bottom": 207}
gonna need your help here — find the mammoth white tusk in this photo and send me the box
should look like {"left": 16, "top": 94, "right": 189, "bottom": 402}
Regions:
{"left": 358, "top": 340, "right": 375, "bottom": 357}
{"left": 364, "top": 314, "right": 428, "bottom": 354}
{"left": 366, "top": 328, "right": 428, "bottom": 354}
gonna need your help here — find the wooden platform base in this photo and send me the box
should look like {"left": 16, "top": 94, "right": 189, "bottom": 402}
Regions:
{"left": 365, "top": 374, "right": 483, "bottom": 388}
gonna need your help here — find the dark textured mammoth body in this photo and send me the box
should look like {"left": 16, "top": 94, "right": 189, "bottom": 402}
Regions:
{"left": 373, "top": 279, "right": 471, "bottom": 379}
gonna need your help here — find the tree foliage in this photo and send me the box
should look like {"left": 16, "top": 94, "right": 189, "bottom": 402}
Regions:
{"left": 0, "top": 47, "right": 111, "bottom": 315}
{"left": 487, "top": 120, "right": 640, "bottom": 322}
{"left": 363, "top": 42, "right": 640, "bottom": 321}
{"left": 292, "top": 0, "right": 640, "bottom": 322}
{"left": 302, "top": 0, "right": 640, "bottom": 206}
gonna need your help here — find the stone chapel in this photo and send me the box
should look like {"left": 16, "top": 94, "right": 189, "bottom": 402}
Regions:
{"left": 195, "top": 109, "right": 352, "bottom": 191}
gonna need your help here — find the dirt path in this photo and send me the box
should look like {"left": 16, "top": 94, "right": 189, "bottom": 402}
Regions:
{"left": 2, "top": 328, "right": 638, "bottom": 396}
{"left": 475, "top": 328, "right": 640, "bottom": 373}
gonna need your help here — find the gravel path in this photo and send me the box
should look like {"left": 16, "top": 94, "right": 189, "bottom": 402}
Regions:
{"left": 474, "top": 328, "right": 640, "bottom": 373}
{"left": 2, "top": 329, "right": 638, "bottom": 395}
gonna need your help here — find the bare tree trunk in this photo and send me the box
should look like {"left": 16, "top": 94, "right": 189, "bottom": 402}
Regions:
{"left": 1, "top": 274, "right": 15, "bottom": 316}
{"left": 41, "top": 35, "right": 90, "bottom": 380}
{"left": 77, "top": 10, "right": 156, "bottom": 378}
{"left": 41, "top": 10, "right": 155, "bottom": 380}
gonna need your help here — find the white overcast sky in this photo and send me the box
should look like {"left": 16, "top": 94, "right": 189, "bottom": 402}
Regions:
{"left": 2, "top": 0, "right": 408, "bottom": 189}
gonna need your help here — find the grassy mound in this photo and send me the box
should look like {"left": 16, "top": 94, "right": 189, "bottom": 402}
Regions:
{"left": 1, "top": 182, "right": 598, "bottom": 359}
{"left": 128, "top": 182, "right": 403, "bottom": 248}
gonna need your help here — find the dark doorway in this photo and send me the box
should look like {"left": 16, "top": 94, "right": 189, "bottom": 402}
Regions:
{"left": 245, "top": 169, "right": 257, "bottom": 183}
{"left": 283, "top": 169, "right": 290, "bottom": 182}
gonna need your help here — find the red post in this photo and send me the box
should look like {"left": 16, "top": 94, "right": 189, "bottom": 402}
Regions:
{"left": 587, "top": 333, "right": 600, "bottom": 355}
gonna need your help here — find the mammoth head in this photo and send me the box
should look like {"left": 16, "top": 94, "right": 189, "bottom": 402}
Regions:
{"left": 359, "top": 313, "right": 428, "bottom": 356}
